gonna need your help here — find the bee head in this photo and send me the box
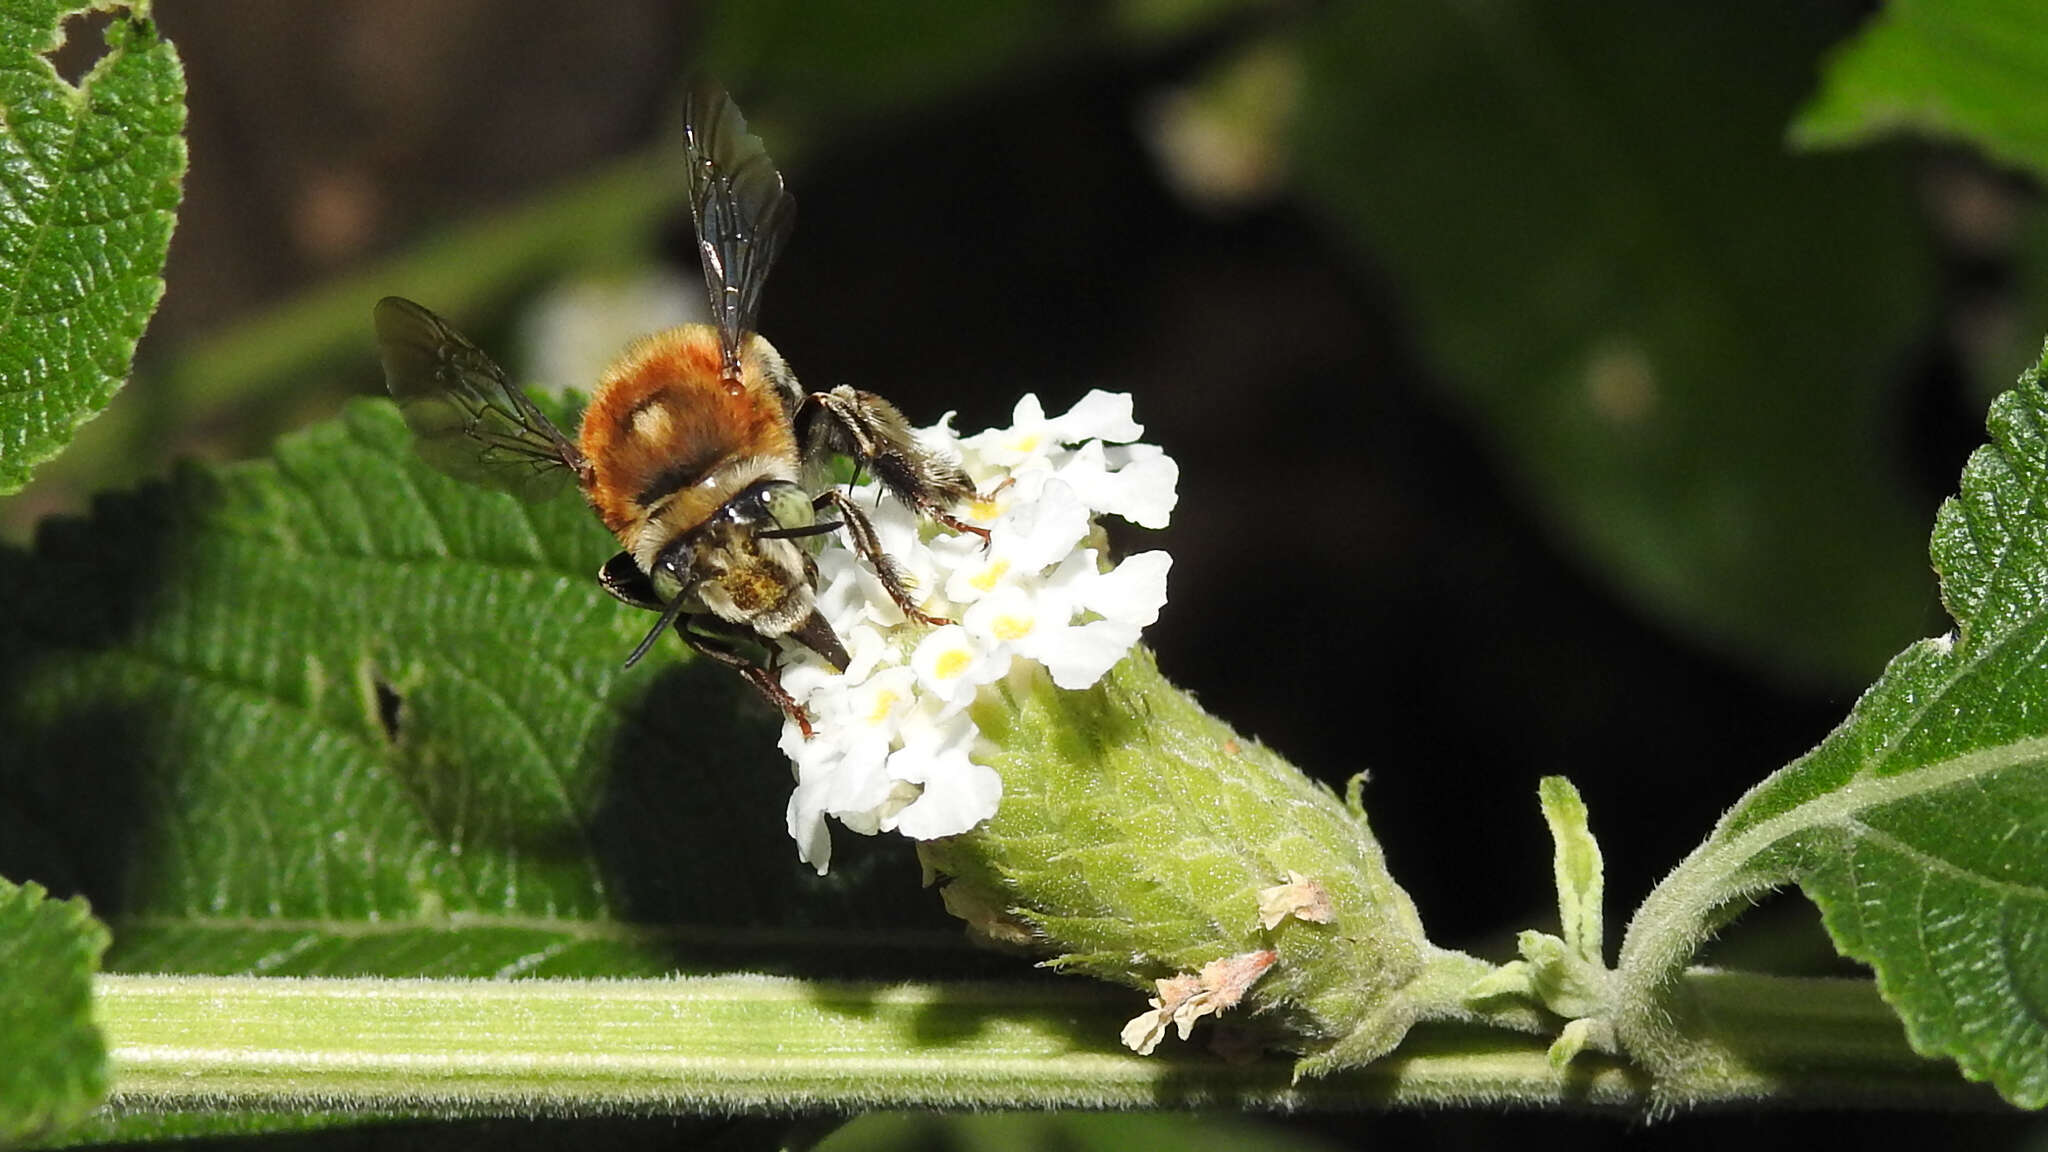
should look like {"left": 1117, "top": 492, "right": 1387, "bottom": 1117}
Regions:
{"left": 649, "top": 537, "right": 696, "bottom": 602}
{"left": 725, "top": 479, "right": 818, "bottom": 537}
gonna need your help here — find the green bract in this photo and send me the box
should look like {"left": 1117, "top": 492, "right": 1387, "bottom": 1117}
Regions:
{"left": 922, "top": 653, "right": 1449, "bottom": 1075}
{"left": 0, "top": 2, "right": 184, "bottom": 493}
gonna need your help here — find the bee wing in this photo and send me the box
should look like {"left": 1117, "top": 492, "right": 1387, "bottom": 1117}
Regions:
{"left": 374, "top": 296, "right": 589, "bottom": 502}
{"left": 684, "top": 79, "right": 795, "bottom": 382}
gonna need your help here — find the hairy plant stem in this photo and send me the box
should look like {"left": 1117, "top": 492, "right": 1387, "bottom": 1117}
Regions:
{"left": 94, "top": 970, "right": 1990, "bottom": 1118}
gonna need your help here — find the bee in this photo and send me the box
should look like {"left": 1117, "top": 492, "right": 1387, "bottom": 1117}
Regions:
{"left": 375, "top": 81, "right": 986, "bottom": 736}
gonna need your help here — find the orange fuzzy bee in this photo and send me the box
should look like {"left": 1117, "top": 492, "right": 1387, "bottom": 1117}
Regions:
{"left": 375, "top": 81, "right": 984, "bottom": 733}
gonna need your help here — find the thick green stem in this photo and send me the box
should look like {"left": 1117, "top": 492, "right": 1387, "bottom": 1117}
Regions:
{"left": 93, "top": 971, "right": 1989, "bottom": 1117}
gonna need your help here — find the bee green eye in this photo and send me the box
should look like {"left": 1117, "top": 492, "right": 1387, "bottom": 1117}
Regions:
{"left": 761, "top": 483, "right": 815, "bottom": 533}
{"left": 651, "top": 540, "right": 694, "bottom": 599}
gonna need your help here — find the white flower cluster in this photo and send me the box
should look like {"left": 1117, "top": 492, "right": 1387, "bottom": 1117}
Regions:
{"left": 780, "top": 391, "right": 1178, "bottom": 872}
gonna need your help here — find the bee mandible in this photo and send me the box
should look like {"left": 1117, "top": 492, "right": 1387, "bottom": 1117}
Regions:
{"left": 375, "top": 81, "right": 986, "bottom": 736}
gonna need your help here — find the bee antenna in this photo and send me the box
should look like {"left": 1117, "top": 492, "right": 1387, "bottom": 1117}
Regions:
{"left": 758, "top": 520, "right": 843, "bottom": 540}
{"left": 623, "top": 595, "right": 693, "bottom": 670}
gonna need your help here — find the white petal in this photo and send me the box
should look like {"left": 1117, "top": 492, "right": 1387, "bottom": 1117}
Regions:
{"left": 998, "top": 479, "right": 1091, "bottom": 574}
{"left": 1048, "top": 389, "right": 1142, "bottom": 444}
{"left": 963, "top": 585, "right": 1045, "bottom": 651}
{"left": 1081, "top": 551, "right": 1171, "bottom": 629}
{"left": 940, "top": 545, "right": 1016, "bottom": 605}
{"left": 819, "top": 742, "right": 897, "bottom": 834}
{"left": 786, "top": 781, "right": 834, "bottom": 873}
{"left": 883, "top": 743, "right": 1003, "bottom": 840}
{"left": 838, "top": 623, "right": 894, "bottom": 685}
{"left": 1010, "top": 393, "right": 1048, "bottom": 429}
{"left": 961, "top": 394, "right": 1052, "bottom": 467}
{"left": 910, "top": 624, "right": 1005, "bottom": 708}
{"left": 845, "top": 665, "right": 918, "bottom": 733}
{"left": 1027, "top": 618, "right": 1140, "bottom": 690}
{"left": 1093, "top": 446, "right": 1180, "bottom": 530}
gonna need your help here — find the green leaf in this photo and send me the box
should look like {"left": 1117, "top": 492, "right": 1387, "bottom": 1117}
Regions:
{"left": 1619, "top": 341, "right": 2048, "bottom": 1108}
{"left": 1293, "top": 0, "right": 1933, "bottom": 684}
{"left": 0, "top": 3, "right": 185, "bottom": 494}
{"left": 0, "top": 875, "right": 110, "bottom": 1144}
{"left": 0, "top": 399, "right": 948, "bottom": 978}
{"left": 1793, "top": 0, "right": 2048, "bottom": 181}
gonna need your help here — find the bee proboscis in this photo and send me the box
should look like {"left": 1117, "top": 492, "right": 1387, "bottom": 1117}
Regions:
{"left": 376, "top": 80, "right": 985, "bottom": 736}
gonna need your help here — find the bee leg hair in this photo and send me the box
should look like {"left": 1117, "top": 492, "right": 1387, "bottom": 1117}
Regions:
{"left": 814, "top": 488, "right": 950, "bottom": 627}
{"left": 679, "top": 616, "right": 815, "bottom": 739}
{"left": 800, "top": 386, "right": 990, "bottom": 544}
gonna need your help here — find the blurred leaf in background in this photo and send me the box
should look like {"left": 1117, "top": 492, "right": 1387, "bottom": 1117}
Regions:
{"left": 1796, "top": 0, "right": 2048, "bottom": 434}
{"left": 1795, "top": 0, "right": 2048, "bottom": 185}
{"left": 1294, "top": 0, "right": 1938, "bottom": 687}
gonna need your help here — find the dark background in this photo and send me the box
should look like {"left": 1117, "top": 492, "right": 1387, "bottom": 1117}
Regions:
{"left": 20, "top": 1, "right": 2048, "bottom": 1148}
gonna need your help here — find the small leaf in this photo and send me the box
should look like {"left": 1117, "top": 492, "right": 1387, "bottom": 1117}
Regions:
{"left": 1547, "top": 1017, "right": 1593, "bottom": 1072}
{"left": 1694, "top": 340, "right": 2048, "bottom": 1108}
{"left": 0, "top": 875, "right": 110, "bottom": 1144}
{"left": 0, "top": 3, "right": 186, "bottom": 493}
{"left": 0, "top": 400, "right": 943, "bottom": 977}
{"left": 1794, "top": 0, "right": 2048, "bottom": 182}
{"left": 1539, "top": 777, "right": 1603, "bottom": 966}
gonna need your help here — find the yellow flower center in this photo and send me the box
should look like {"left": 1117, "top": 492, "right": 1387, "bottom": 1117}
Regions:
{"left": 864, "top": 689, "right": 900, "bottom": 726}
{"left": 934, "top": 649, "right": 972, "bottom": 680}
{"left": 970, "top": 558, "right": 1011, "bottom": 592}
{"left": 1011, "top": 433, "right": 1042, "bottom": 454}
{"left": 992, "top": 614, "right": 1034, "bottom": 641}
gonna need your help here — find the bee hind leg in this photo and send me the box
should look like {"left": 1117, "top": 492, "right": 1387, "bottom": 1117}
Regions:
{"left": 800, "top": 386, "right": 989, "bottom": 545}
{"left": 814, "top": 488, "right": 949, "bottom": 627}
{"left": 680, "top": 617, "right": 815, "bottom": 739}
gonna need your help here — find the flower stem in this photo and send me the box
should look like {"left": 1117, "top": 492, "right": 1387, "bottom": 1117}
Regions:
{"left": 94, "top": 970, "right": 1990, "bottom": 1118}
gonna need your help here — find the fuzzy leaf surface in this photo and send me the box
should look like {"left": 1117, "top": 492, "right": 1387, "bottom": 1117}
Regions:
{"left": 1686, "top": 343, "right": 2048, "bottom": 1108}
{"left": 1794, "top": 0, "right": 2048, "bottom": 181}
{"left": 0, "top": 876, "right": 109, "bottom": 1144}
{"left": 0, "top": 3, "right": 185, "bottom": 492}
{"left": 0, "top": 400, "right": 951, "bottom": 978}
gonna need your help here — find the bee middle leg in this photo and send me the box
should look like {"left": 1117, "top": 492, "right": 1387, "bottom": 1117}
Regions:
{"left": 813, "top": 488, "right": 948, "bottom": 627}
{"left": 679, "top": 615, "right": 815, "bottom": 739}
{"left": 800, "top": 385, "right": 990, "bottom": 544}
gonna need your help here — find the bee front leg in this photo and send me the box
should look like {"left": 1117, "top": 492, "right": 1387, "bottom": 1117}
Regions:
{"left": 679, "top": 616, "right": 816, "bottom": 739}
{"left": 813, "top": 489, "right": 949, "bottom": 627}
{"left": 596, "top": 551, "right": 663, "bottom": 610}
{"left": 800, "top": 386, "right": 990, "bottom": 544}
